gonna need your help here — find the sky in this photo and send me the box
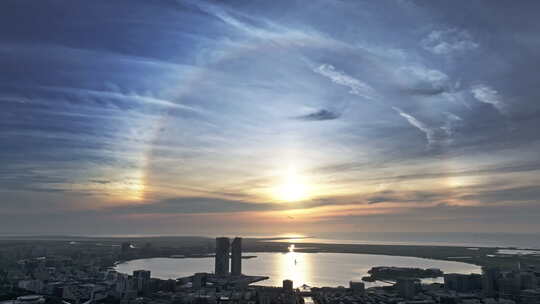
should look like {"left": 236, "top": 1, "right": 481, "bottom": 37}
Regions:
{"left": 1, "top": 0, "right": 540, "bottom": 236}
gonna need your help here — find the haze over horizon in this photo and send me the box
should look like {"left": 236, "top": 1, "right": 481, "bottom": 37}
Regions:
{"left": 1, "top": 1, "right": 540, "bottom": 236}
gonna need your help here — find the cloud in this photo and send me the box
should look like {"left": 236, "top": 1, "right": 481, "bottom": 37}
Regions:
{"left": 295, "top": 109, "right": 341, "bottom": 121}
{"left": 397, "top": 66, "right": 449, "bottom": 87}
{"left": 421, "top": 28, "right": 479, "bottom": 55}
{"left": 392, "top": 107, "right": 440, "bottom": 148}
{"left": 190, "top": 0, "right": 334, "bottom": 49}
{"left": 344, "top": 161, "right": 540, "bottom": 184}
{"left": 112, "top": 197, "right": 275, "bottom": 214}
{"left": 89, "top": 179, "right": 111, "bottom": 184}
{"left": 106, "top": 196, "right": 338, "bottom": 215}
{"left": 471, "top": 84, "right": 506, "bottom": 113}
{"left": 391, "top": 107, "right": 464, "bottom": 148}
{"left": 314, "top": 64, "right": 376, "bottom": 100}
{"left": 367, "top": 190, "right": 444, "bottom": 205}
{"left": 441, "top": 112, "right": 463, "bottom": 137}
{"left": 400, "top": 87, "right": 446, "bottom": 96}
{"left": 459, "top": 185, "right": 540, "bottom": 204}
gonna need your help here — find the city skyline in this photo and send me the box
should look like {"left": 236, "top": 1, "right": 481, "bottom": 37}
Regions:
{"left": 1, "top": 0, "right": 540, "bottom": 235}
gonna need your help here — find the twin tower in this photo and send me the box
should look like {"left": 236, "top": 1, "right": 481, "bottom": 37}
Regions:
{"left": 215, "top": 237, "right": 242, "bottom": 277}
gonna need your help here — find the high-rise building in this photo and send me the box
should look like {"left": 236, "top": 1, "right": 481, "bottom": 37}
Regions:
{"left": 444, "top": 273, "right": 482, "bottom": 292}
{"left": 192, "top": 273, "right": 207, "bottom": 290}
{"left": 520, "top": 271, "right": 538, "bottom": 290}
{"left": 499, "top": 271, "right": 521, "bottom": 300}
{"left": 396, "top": 278, "right": 417, "bottom": 299}
{"left": 349, "top": 281, "right": 365, "bottom": 294}
{"left": 121, "top": 242, "right": 131, "bottom": 254}
{"left": 231, "top": 237, "right": 242, "bottom": 276}
{"left": 215, "top": 237, "right": 230, "bottom": 276}
{"left": 521, "top": 289, "right": 540, "bottom": 304}
{"left": 482, "top": 267, "right": 500, "bottom": 297}
{"left": 133, "top": 270, "right": 151, "bottom": 294}
{"left": 283, "top": 279, "right": 293, "bottom": 294}
{"left": 133, "top": 270, "right": 151, "bottom": 281}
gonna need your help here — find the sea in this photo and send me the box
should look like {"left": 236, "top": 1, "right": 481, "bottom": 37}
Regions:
{"left": 55, "top": 232, "right": 540, "bottom": 249}
{"left": 254, "top": 232, "right": 540, "bottom": 249}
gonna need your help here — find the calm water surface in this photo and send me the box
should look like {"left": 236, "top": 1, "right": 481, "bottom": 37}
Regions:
{"left": 115, "top": 251, "right": 480, "bottom": 288}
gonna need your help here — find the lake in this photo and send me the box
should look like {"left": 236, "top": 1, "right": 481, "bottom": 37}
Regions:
{"left": 115, "top": 251, "right": 481, "bottom": 288}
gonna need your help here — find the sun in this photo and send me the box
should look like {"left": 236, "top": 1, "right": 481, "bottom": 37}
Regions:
{"left": 273, "top": 169, "right": 311, "bottom": 202}
{"left": 275, "top": 180, "right": 308, "bottom": 202}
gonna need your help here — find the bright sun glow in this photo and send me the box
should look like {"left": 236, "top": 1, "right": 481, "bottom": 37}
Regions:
{"left": 273, "top": 168, "right": 311, "bottom": 202}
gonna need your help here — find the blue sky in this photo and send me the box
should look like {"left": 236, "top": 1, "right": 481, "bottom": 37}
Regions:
{"left": 1, "top": 0, "right": 540, "bottom": 235}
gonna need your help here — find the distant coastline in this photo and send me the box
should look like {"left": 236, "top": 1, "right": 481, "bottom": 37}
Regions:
{"left": 256, "top": 240, "right": 540, "bottom": 270}
{"left": 2, "top": 232, "right": 540, "bottom": 249}
{"left": 107, "top": 236, "right": 540, "bottom": 271}
{"left": 2, "top": 234, "right": 539, "bottom": 270}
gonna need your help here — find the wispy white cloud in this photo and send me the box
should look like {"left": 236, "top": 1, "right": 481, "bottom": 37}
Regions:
{"left": 32, "top": 85, "right": 203, "bottom": 113}
{"left": 421, "top": 28, "right": 479, "bottom": 55}
{"left": 190, "top": 1, "right": 337, "bottom": 49}
{"left": 441, "top": 112, "right": 463, "bottom": 137}
{"left": 397, "top": 65, "right": 449, "bottom": 88}
{"left": 393, "top": 107, "right": 435, "bottom": 147}
{"left": 314, "top": 64, "right": 376, "bottom": 100}
{"left": 393, "top": 108, "right": 462, "bottom": 148}
{"left": 471, "top": 84, "right": 506, "bottom": 113}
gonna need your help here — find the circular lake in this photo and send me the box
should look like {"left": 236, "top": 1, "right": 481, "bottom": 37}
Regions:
{"left": 115, "top": 251, "right": 481, "bottom": 288}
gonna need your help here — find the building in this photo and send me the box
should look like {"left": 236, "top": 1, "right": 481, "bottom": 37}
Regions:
{"left": 192, "top": 273, "right": 207, "bottom": 289}
{"left": 498, "top": 271, "right": 521, "bottom": 300}
{"left": 121, "top": 242, "right": 131, "bottom": 254}
{"left": 482, "top": 267, "right": 500, "bottom": 297}
{"left": 283, "top": 279, "right": 293, "bottom": 294}
{"left": 133, "top": 270, "right": 151, "bottom": 294}
{"left": 439, "top": 296, "right": 460, "bottom": 304}
{"left": 215, "top": 237, "right": 230, "bottom": 277}
{"left": 15, "top": 295, "right": 45, "bottom": 304}
{"left": 520, "top": 271, "right": 538, "bottom": 289}
{"left": 444, "top": 273, "right": 482, "bottom": 292}
{"left": 521, "top": 289, "right": 540, "bottom": 304}
{"left": 17, "top": 280, "right": 43, "bottom": 294}
{"left": 396, "top": 278, "right": 417, "bottom": 299}
{"left": 62, "top": 284, "right": 105, "bottom": 303}
{"left": 349, "top": 281, "right": 365, "bottom": 294}
{"left": 231, "top": 237, "right": 242, "bottom": 276}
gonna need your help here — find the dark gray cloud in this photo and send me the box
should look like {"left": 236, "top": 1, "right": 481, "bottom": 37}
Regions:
{"left": 111, "top": 197, "right": 277, "bottom": 214}
{"left": 399, "top": 87, "right": 446, "bottom": 96}
{"left": 89, "top": 180, "right": 111, "bottom": 185}
{"left": 459, "top": 186, "right": 540, "bottom": 204}
{"left": 366, "top": 191, "right": 444, "bottom": 205}
{"left": 295, "top": 109, "right": 341, "bottom": 121}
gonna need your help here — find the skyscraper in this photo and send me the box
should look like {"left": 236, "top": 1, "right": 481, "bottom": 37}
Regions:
{"left": 192, "top": 273, "right": 207, "bottom": 289}
{"left": 133, "top": 270, "right": 151, "bottom": 295}
{"left": 482, "top": 267, "right": 500, "bottom": 297}
{"left": 215, "top": 237, "right": 230, "bottom": 276}
{"left": 283, "top": 279, "right": 293, "bottom": 294}
{"left": 231, "top": 237, "right": 242, "bottom": 276}
{"left": 396, "top": 278, "right": 417, "bottom": 299}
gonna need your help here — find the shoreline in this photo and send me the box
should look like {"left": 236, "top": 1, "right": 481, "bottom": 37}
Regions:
{"left": 3, "top": 235, "right": 535, "bottom": 272}
{"left": 248, "top": 240, "right": 540, "bottom": 270}
{"left": 114, "top": 238, "right": 540, "bottom": 272}
{"left": 274, "top": 240, "right": 536, "bottom": 270}
{"left": 113, "top": 248, "right": 483, "bottom": 287}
